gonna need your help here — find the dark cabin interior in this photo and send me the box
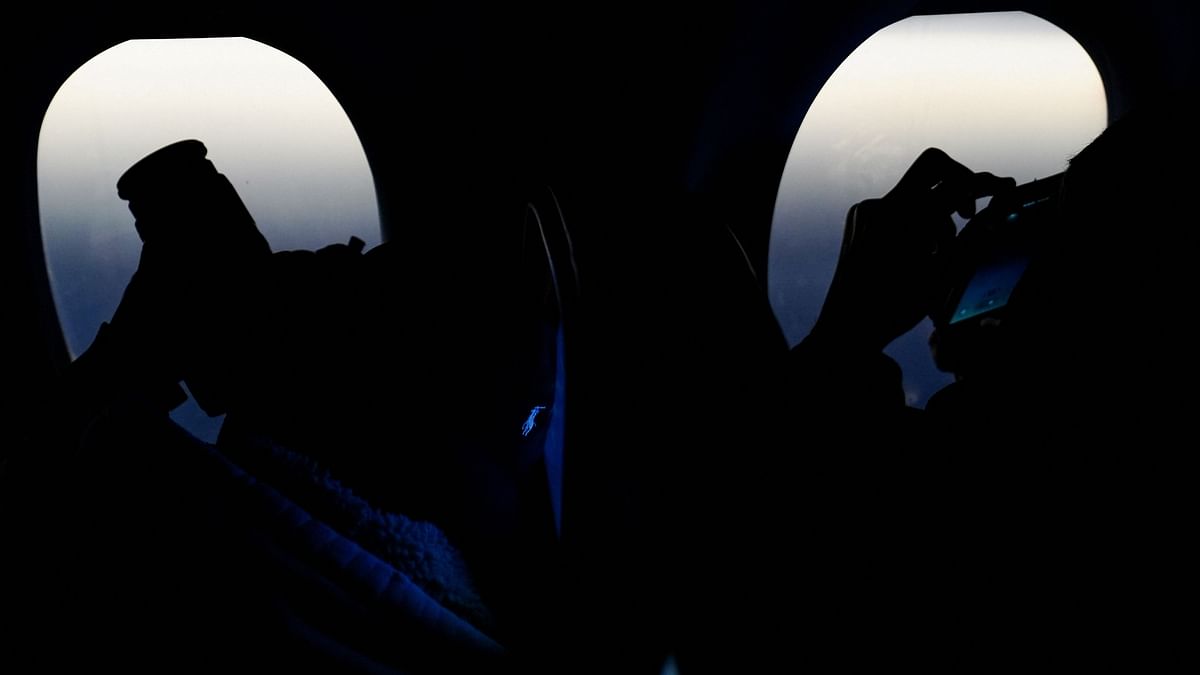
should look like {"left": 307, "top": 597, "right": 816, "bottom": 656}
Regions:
{"left": 3, "top": 1, "right": 1197, "bottom": 672}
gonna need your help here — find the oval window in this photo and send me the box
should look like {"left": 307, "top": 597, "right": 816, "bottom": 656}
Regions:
{"left": 39, "top": 37, "right": 381, "bottom": 439}
{"left": 768, "top": 11, "right": 1106, "bottom": 405}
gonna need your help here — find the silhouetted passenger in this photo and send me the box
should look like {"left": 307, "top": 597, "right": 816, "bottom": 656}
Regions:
{"left": 5, "top": 139, "right": 569, "bottom": 671}
{"left": 775, "top": 97, "right": 1199, "bottom": 670}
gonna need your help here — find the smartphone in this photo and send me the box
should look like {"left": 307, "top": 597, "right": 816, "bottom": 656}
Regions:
{"left": 948, "top": 253, "right": 1033, "bottom": 324}
{"left": 941, "top": 172, "right": 1063, "bottom": 326}
{"left": 932, "top": 172, "right": 1063, "bottom": 373}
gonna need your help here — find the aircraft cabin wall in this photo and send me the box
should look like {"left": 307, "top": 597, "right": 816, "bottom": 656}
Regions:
{"left": 5, "top": 0, "right": 1196, "bottom": 549}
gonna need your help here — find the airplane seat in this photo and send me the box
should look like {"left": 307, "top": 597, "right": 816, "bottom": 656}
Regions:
{"left": 655, "top": 215, "right": 793, "bottom": 670}
{"left": 554, "top": 197, "right": 793, "bottom": 672}
{"left": 462, "top": 182, "right": 576, "bottom": 659}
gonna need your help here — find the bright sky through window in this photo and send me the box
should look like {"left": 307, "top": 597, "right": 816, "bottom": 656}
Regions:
{"left": 767, "top": 11, "right": 1106, "bottom": 406}
{"left": 38, "top": 37, "right": 381, "bottom": 439}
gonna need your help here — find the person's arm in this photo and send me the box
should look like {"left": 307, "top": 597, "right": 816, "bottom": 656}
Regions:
{"left": 789, "top": 148, "right": 1014, "bottom": 414}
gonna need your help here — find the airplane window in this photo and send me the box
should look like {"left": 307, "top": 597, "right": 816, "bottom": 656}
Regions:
{"left": 38, "top": 37, "right": 381, "bottom": 441}
{"left": 768, "top": 11, "right": 1106, "bottom": 406}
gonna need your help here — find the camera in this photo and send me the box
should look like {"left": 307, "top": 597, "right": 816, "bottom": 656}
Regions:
{"left": 930, "top": 172, "right": 1065, "bottom": 374}
{"left": 117, "top": 139, "right": 268, "bottom": 259}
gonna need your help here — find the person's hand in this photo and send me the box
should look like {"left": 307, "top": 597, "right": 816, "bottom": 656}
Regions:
{"left": 809, "top": 148, "right": 1015, "bottom": 352}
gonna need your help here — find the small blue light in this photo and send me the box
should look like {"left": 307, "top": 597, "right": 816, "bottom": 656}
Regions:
{"left": 521, "top": 406, "right": 546, "bottom": 437}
